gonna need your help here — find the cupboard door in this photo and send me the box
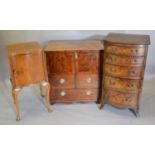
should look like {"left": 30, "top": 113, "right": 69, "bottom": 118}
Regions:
{"left": 46, "top": 52, "right": 75, "bottom": 76}
{"left": 11, "top": 51, "right": 45, "bottom": 87}
{"left": 76, "top": 51, "right": 100, "bottom": 74}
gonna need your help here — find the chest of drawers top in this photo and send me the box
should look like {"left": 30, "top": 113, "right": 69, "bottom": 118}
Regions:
{"left": 7, "top": 42, "right": 42, "bottom": 56}
{"left": 105, "top": 33, "right": 150, "bottom": 45}
{"left": 44, "top": 40, "right": 104, "bottom": 51}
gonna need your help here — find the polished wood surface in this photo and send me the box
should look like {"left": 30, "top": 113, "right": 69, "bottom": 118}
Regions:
{"left": 104, "top": 89, "right": 139, "bottom": 109}
{"left": 7, "top": 42, "right": 42, "bottom": 56}
{"left": 99, "top": 33, "right": 150, "bottom": 116}
{"left": 104, "top": 64, "right": 144, "bottom": 79}
{"left": 44, "top": 40, "right": 104, "bottom": 103}
{"left": 49, "top": 75, "right": 75, "bottom": 88}
{"left": 10, "top": 52, "right": 45, "bottom": 87}
{"left": 46, "top": 52, "right": 75, "bottom": 75}
{"left": 105, "top": 44, "right": 146, "bottom": 56}
{"left": 103, "top": 76, "right": 142, "bottom": 92}
{"left": 44, "top": 40, "right": 104, "bottom": 51}
{"left": 7, "top": 42, "right": 52, "bottom": 120}
{"left": 51, "top": 88, "right": 98, "bottom": 103}
{"left": 105, "top": 33, "right": 150, "bottom": 45}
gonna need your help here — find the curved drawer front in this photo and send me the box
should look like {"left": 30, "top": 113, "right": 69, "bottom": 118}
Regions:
{"left": 104, "top": 64, "right": 144, "bottom": 79}
{"left": 104, "top": 76, "right": 142, "bottom": 91}
{"left": 106, "top": 46, "right": 146, "bottom": 56}
{"left": 104, "top": 89, "right": 138, "bottom": 108}
{"left": 105, "top": 54, "right": 145, "bottom": 67}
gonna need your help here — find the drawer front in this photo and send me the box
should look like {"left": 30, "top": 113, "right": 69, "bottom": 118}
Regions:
{"left": 105, "top": 54, "right": 145, "bottom": 67}
{"left": 49, "top": 75, "right": 75, "bottom": 88}
{"left": 51, "top": 88, "right": 98, "bottom": 102}
{"left": 76, "top": 75, "right": 99, "bottom": 88}
{"left": 106, "top": 46, "right": 146, "bottom": 56}
{"left": 104, "top": 89, "right": 138, "bottom": 108}
{"left": 104, "top": 76, "right": 142, "bottom": 91}
{"left": 104, "top": 64, "right": 144, "bottom": 79}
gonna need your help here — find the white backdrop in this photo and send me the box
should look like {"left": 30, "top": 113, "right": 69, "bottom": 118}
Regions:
{"left": 0, "top": 30, "right": 154, "bottom": 81}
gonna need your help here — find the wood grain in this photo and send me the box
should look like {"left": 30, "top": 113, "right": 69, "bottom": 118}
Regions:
{"left": 99, "top": 33, "right": 150, "bottom": 116}
{"left": 8, "top": 42, "right": 52, "bottom": 120}
{"left": 44, "top": 40, "right": 104, "bottom": 51}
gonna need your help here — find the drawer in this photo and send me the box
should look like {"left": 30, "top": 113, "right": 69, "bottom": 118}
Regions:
{"left": 51, "top": 88, "right": 98, "bottom": 102}
{"left": 49, "top": 75, "right": 75, "bottom": 88}
{"left": 104, "top": 89, "right": 138, "bottom": 109}
{"left": 105, "top": 54, "right": 145, "bottom": 67}
{"left": 104, "top": 64, "right": 144, "bottom": 79}
{"left": 106, "top": 46, "right": 146, "bottom": 56}
{"left": 76, "top": 75, "right": 99, "bottom": 88}
{"left": 103, "top": 76, "right": 142, "bottom": 91}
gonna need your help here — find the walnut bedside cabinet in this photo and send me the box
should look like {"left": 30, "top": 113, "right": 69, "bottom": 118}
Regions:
{"left": 7, "top": 42, "right": 52, "bottom": 121}
{"left": 98, "top": 33, "right": 150, "bottom": 116}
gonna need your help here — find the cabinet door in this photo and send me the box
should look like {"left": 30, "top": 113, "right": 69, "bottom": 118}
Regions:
{"left": 75, "top": 51, "right": 101, "bottom": 88}
{"left": 76, "top": 51, "right": 100, "bottom": 74}
{"left": 46, "top": 52, "right": 75, "bottom": 76}
{"left": 10, "top": 52, "right": 45, "bottom": 87}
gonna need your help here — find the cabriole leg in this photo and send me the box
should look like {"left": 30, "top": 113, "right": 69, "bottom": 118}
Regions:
{"left": 40, "top": 84, "right": 45, "bottom": 97}
{"left": 12, "top": 88, "right": 21, "bottom": 121}
{"left": 129, "top": 108, "right": 139, "bottom": 117}
{"left": 42, "top": 81, "right": 52, "bottom": 112}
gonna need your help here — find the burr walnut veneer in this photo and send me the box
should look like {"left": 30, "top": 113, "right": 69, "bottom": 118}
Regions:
{"left": 7, "top": 42, "right": 52, "bottom": 121}
{"left": 44, "top": 40, "right": 104, "bottom": 104}
{"left": 99, "top": 33, "right": 150, "bottom": 116}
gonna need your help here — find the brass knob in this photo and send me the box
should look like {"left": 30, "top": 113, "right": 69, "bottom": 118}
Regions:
{"left": 111, "top": 68, "right": 116, "bottom": 72}
{"left": 60, "top": 91, "right": 66, "bottom": 96}
{"left": 86, "top": 78, "right": 92, "bottom": 83}
{"left": 112, "top": 47, "right": 117, "bottom": 51}
{"left": 86, "top": 90, "right": 92, "bottom": 96}
{"left": 59, "top": 78, "right": 65, "bottom": 84}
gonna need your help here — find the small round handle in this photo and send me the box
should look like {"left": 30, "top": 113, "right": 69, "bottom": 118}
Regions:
{"left": 59, "top": 78, "right": 65, "bottom": 84}
{"left": 86, "top": 78, "right": 92, "bottom": 83}
{"left": 86, "top": 90, "right": 92, "bottom": 96}
{"left": 60, "top": 91, "right": 66, "bottom": 97}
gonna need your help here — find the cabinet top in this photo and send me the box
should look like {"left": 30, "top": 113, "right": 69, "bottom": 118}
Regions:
{"left": 105, "top": 33, "right": 150, "bottom": 45}
{"left": 7, "top": 42, "right": 42, "bottom": 56}
{"left": 44, "top": 40, "right": 104, "bottom": 51}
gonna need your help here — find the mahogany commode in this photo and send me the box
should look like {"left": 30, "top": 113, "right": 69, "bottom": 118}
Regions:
{"left": 7, "top": 42, "right": 52, "bottom": 121}
{"left": 44, "top": 40, "right": 104, "bottom": 104}
{"left": 99, "top": 33, "right": 150, "bottom": 116}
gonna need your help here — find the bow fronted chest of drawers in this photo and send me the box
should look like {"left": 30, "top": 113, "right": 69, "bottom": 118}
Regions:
{"left": 99, "top": 33, "right": 150, "bottom": 116}
{"left": 44, "top": 40, "right": 104, "bottom": 104}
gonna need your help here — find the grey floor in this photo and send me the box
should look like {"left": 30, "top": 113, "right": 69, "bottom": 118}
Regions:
{"left": 0, "top": 78, "right": 155, "bottom": 125}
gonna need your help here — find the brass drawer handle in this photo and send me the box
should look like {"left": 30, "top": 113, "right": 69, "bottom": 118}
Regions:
{"left": 60, "top": 91, "right": 66, "bottom": 97}
{"left": 86, "top": 90, "right": 92, "bottom": 96}
{"left": 13, "top": 70, "right": 18, "bottom": 74}
{"left": 75, "top": 52, "right": 78, "bottom": 60}
{"left": 59, "top": 78, "right": 65, "bottom": 84}
{"left": 112, "top": 47, "right": 117, "bottom": 51}
{"left": 111, "top": 68, "right": 116, "bottom": 72}
{"left": 86, "top": 78, "right": 92, "bottom": 83}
